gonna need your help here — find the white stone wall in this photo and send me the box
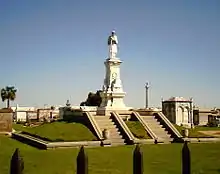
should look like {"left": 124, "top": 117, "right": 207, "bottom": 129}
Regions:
{"left": 175, "top": 102, "right": 193, "bottom": 126}
{"left": 13, "top": 106, "right": 37, "bottom": 122}
{"left": 199, "top": 114, "right": 209, "bottom": 126}
{"left": 15, "top": 111, "right": 27, "bottom": 122}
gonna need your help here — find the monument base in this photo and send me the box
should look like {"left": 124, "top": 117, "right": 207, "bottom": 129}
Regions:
{"left": 96, "top": 106, "right": 132, "bottom": 116}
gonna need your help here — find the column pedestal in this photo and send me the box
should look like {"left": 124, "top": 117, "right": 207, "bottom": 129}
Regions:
{"left": 97, "top": 57, "right": 130, "bottom": 115}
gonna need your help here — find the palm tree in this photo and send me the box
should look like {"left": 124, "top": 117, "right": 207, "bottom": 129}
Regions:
{"left": 1, "top": 86, "right": 17, "bottom": 108}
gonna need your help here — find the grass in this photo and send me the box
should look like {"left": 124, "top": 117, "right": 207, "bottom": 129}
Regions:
{"left": 174, "top": 125, "right": 220, "bottom": 138}
{"left": 13, "top": 122, "right": 97, "bottom": 142}
{"left": 125, "top": 121, "right": 151, "bottom": 139}
{"left": 1, "top": 135, "right": 220, "bottom": 174}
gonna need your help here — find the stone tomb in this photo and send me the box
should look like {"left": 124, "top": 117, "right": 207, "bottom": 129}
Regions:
{"left": 0, "top": 109, "right": 13, "bottom": 133}
{"left": 162, "top": 97, "right": 193, "bottom": 127}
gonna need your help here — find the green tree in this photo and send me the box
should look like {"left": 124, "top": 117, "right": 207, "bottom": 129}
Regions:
{"left": 80, "top": 90, "right": 102, "bottom": 107}
{"left": 1, "top": 86, "right": 17, "bottom": 108}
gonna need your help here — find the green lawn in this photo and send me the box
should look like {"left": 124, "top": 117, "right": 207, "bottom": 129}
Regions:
{"left": 1, "top": 135, "right": 220, "bottom": 174}
{"left": 174, "top": 125, "right": 220, "bottom": 138}
{"left": 13, "top": 122, "right": 97, "bottom": 142}
{"left": 125, "top": 121, "right": 151, "bottom": 139}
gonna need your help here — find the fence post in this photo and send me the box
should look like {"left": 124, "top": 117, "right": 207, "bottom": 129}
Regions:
{"left": 77, "top": 146, "right": 88, "bottom": 174}
{"left": 133, "top": 144, "right": 143, "bottom": 174}
{"left": 182, "top": 141, "right": 191, "bottom": 174}
{"left": 10, "top": 148, "right": 24, "bottom": 174}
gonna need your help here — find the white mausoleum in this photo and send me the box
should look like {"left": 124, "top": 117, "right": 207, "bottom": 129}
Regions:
{"left": 162, "top": 97, "right": 193, "bottom": 126}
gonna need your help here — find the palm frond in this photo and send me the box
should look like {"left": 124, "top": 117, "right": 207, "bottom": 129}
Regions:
{"left": 1, "top": 86, "right": 17, "bottom": 102}
{"left": 1, "top": 88, "right": 7, "bottom": 102}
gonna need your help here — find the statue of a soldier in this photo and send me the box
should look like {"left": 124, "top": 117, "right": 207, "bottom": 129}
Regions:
{"left": 108, "top": 30, "right": 118, "bottom": 58}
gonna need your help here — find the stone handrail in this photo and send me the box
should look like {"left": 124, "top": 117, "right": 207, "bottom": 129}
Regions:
{"left": 12, "top": 132, "right": 48, "bottom": 149}
{"left": 84, "top": 112, "right": 103, "bottom": 140}
{"left": 111, "top": 112, "right": 136, "bottom": 143}
{"left": 132, "top": 111, "right": 158, "bottom": 140}
{"left": 156, "top": 112, "right": 183, "bottom": 138}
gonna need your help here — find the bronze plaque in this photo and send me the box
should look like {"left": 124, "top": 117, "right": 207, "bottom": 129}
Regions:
{"left": 0, "top": 113, "right": 12, "bottom": 132}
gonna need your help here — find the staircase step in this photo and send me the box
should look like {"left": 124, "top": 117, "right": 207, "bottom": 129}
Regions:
{"left": 109, "top": 132, "right": 121, "bottom": 136}
{"left": 110, "top": 138, "right": 125, "bottom": 142}
{"left": 96, "top": 122, "right": 115, "bottom": 126}
{"left": 142, "top": 116, "right": 156, "bottom": 119}
{"left": 93, "top": 116, "right": 110, "bottom": 119}
{"left": 97, "top": 122, "right": 115, "bottom": 124}
{"left": 140, "top": 115, "right": 173, "bottom": 141}
{"left": 98, "top": 125, "right": 116, "bottom": 129}
{"left": 109, "top": 135, "right": 121, "bottom": 138}
{"left": 93, "top": 114, "right": 125, "bottom": 144}
{"left": 143, "top": 119, "right": 160, "bottom": 124}
{"left": 109, "top": 129, "right": 121, "bottom": 133}
{"left": 148, "top": 124, "right": 164, "bottom": 128}
{"left": 149, "top": 128, "right": 165, "bottom": 131}
{"left": 149, "top": 127, "right": 166, "bottom": 131}
{"left": 108, "top": 129, "right": 120, "bottom": 133}
{"left": 157, "top": 137, "right": 172, "bottom": 140}
{"left": 157, "top": 133, "right": 171, "bottom": 137}
{"left": 151, "top": 129, "right": 166, "bottom": 133}
{"left": 95, "top": 118, "right": 113, "bottom": 122}
{"left": 109, "top": 135, "right": 123, "bottom": 139}
{"left": 151, "top": 131, "right": 167, "bottom": 135}
{"left": 95, "top": 120, "right": 114, "bottom": 123}
{"left": 143, "top": 119, "right": 159, "bottom": 122}
{"left": 157, "top": 134, "right": 170, "bottom": 137}
{"left": 154, "top": 135, "right": 169, "bottom": 138}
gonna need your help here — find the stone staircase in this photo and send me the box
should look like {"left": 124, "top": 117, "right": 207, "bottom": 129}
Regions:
{"left": 93, "top": 115, "right": 125, "bottom": 146}
{"left": 142, "top": 116, "right": 173, "bottom": 143}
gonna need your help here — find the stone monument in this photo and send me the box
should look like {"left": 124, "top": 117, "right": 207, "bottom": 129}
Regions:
{"left": 0, "top": 108, "right": 13, "bottom": 134}
{"left": 97, "top": 30, "right": 128, "bottom": 115}
{"left": 162, "top": 97, "right": 194, "bottom": 127}
{"left": 145, "top": 82, "right": 150, "bottom": 108}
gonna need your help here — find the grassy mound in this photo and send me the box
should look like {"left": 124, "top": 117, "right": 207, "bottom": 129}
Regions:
{"left": 13, "top": 121, "right": 97, "bottom": 142}
{"left": 1, "top": 135, "right": 220, "bottom": 173}
{"left": 125, "top": 121, "right": 151, "bottom": 139}
{"left": 174, "top": 125, "right": 219, "bottom": 138}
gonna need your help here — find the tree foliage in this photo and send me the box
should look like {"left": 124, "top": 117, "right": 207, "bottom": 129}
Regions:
{"left": 80, "top": 90, "right": 102, "bottom": 107}
{"left": 1, "top": 86, "right": 17, "bottom": 108}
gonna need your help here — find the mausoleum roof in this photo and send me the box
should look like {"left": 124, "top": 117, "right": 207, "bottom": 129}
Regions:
{"left": 165, "top": 97, "right": 190, "bottom": 102}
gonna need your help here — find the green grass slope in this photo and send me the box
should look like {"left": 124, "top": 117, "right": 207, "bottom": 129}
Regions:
{"left": 13, "top": 121, "right": 97, "bottom": 142}
{"left": 125, "top": 121, "right": 151, "bottom": 139}
{"left": 174, "top": 125, "right": 220, "bottom": 138}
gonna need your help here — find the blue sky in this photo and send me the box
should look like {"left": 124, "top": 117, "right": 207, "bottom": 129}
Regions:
{"left": 0, "top": 0, "right": 219, "bottom": 108}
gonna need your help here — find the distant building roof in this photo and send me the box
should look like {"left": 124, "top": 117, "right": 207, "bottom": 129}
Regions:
{"left": 199, "top": 109, "right": 212, "bottom": 112}
{"left": 164, "top": 97, "right": 191, "bottom": 102}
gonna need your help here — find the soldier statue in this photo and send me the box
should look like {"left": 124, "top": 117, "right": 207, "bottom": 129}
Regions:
{"left": 108, "top": 30, "right": 118, "bottom": 58}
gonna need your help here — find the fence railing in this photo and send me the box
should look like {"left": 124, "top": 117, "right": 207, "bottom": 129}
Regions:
{"left": 10, "top": 141, "right": 191, "bottom": 174}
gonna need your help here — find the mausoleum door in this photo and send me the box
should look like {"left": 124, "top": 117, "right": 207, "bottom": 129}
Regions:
{"left": 177, "top": 107, "right": 184, "bottom": 125}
